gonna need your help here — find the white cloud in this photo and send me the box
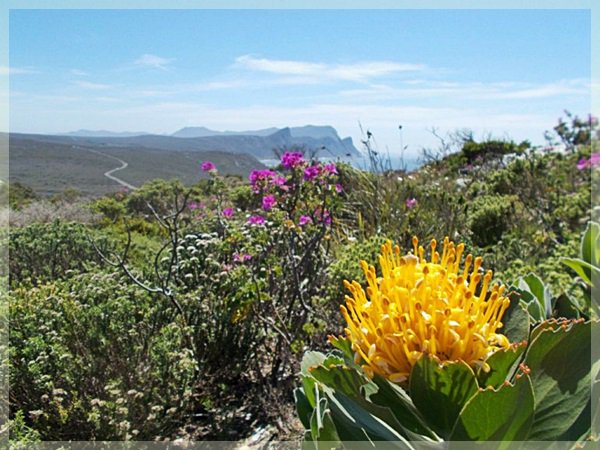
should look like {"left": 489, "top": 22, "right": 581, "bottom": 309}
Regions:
{"left": 70, "top": 69, "right": 89, "bottom": 76}
{"left": 0, "top": 66, "right": 38, "bottom": 75}
{"left": 234, "top": 55, "right": 425, "bottom": 82}
{"left": 339, "top": 79, "right": 590, "bottom": 101}
{"left": 235, "top": 55, "right": 324, "bottom": 75}
{"left": 73, "top": 80, "right": 113, "bottom": 90}
{"left": 134, "top": 54, "right": 175, "bottom": 70}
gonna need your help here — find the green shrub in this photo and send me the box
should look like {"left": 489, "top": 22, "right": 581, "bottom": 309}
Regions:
{"left": 466, "top": 194, "right": 517, "bottom": 247}
{"left": 6, "top": 181, "right": 38, "bottom": 210}
{"left": 461, "top": 139, "right": 528, "bottom": 163}
{"left": 91, "top": 196, "right": 126, "bottom": 222}
{"left": 9, "top": 221, "right": 109, "bottom": 286}
{"left": 326, "top": 235, "right": 388, "bottom": 306}
{"left": 126, "top": 179, "right": 187, "bottom": 216}
{"left": 9, "top": 270, "right": 196, "bottom": 440}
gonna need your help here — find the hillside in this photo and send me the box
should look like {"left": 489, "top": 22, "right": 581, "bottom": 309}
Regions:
{"left": 9, "top": 134, "right": 264, "bottom": 196}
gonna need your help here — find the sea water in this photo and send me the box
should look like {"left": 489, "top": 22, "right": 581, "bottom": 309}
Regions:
{"left": 259, "top": 155, "right": 423, "bottom": 172}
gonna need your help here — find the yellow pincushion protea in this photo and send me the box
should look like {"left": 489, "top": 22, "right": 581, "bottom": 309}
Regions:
{"left": 340, "top": 237, "right": 511, "bottom": 384}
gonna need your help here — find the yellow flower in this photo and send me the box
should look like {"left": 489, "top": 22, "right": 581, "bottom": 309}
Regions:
{"left": 340, "top": 237, "right": 511, "bottom": 384}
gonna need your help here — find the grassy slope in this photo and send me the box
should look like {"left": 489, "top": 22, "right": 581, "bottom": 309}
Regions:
{"left": 9, "top": 136, "right": 265, "bottom": 196}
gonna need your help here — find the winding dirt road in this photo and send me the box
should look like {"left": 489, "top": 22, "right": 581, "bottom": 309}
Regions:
{"left": 73, "top": 145, "right": 137, "bottom": 190}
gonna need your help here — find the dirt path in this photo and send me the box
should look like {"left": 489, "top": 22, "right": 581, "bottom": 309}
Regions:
{"left": 73, "top": 145, "right": 137, "bottom": 190}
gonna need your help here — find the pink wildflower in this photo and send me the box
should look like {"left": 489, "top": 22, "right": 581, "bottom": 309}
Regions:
{"left": 201, "top": 161, "right": 217, "bottom": 172}
{"left": 324, "top": 163, "right": 338, "bottom": 175}
{"left": 262, "top": 194, "right": 277, "bottom": 211}
{"left": 247, "top": 215, "right": 266, "bottom": 225}
{"left": 249, "top": 169, "right": 278, "bottom": 192}
{"left": 304, "top": 165, "right": 321, "bottom": 181}
{"left": 272, "top": 175, "right": 287, "bottom": 186}
{"left": 314, "top": 208, "right": 332, "bottom": 225}
{"left": 222, "top": 207, "right": 235, "bottom": 217}
{"left": 233, "top": 253, "right": 253, "bottom": 263}
{"left": 577, "top": 158, "right": 590, "bottom": 170}
{"left": 406, "top": 198, "right": 417, "bottom": 209}
{"left": 298, "top": 215, "right": 312, "bottom": 227}
{"left": 335, "top": 183, "right": 343, "bottom": 193}
{"left": 281, "top": 152, "right": 306, "bottom": 169}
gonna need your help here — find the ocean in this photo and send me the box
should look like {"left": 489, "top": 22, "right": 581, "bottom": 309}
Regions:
{"left": 259, "top": 155, "right": 423, "bottom": 172}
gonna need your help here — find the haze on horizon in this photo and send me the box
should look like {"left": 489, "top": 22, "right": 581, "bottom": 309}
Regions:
{"left": 5, "top": 9, "right": 594, "bottom": 156}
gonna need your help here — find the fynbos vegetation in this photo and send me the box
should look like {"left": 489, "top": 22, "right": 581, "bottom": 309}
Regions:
{"left": 6, "top": 112, "right": 599, "bottom": 445}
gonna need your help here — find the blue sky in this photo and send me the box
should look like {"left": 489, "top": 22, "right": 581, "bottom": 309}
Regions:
{"left": 5, "top": 8, "right": 594, "bottom": 155}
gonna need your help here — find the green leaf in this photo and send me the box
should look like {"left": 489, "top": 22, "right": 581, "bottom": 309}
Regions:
{"left": 369, "top": 375, "right": 439, "bottom": 440}
{"left": 581, "top": 221, "right": 600, "bottom": 267}
{"left": 562, "top": 257, "right": 595, "bottom": 286}
{"left": 326, "top": 391, "right": 413, "bottom": 448}
{"left": 323, "top": 397, "right": 371, "bottom": 444}
{"left": 478, "top": 344, "right": 526, "bottom": 389}
{"left": 409, "top": 357, "right": 479, "bottom": 437}
{"left": 509, "top": 284, "right": 543, "bottom": 322}
{"left": 303, "top": 375, "right": 318, "bottom": 409}
{"left": 310, "top": 386, "right": 325, "bottom": 439}
{"left": 450, "top": 374, "right": 534, "bottom": 443}
{"left": 524, "top": 319, "right": 592, "bottom": 440}
{"left": 553, "top": 293, "right": 581, "bottom": 319}
{"left": 328, "top": 335, "right": 356, "bottom": 365}
{"left": 301, "top": 351, "right": 327, "bottom": 377}
{"left": 307, "top": 387, "right": 341, "bottom": 447}
{"left": 294, "top": 387, "right": 313, "bottom": 430}
{"left": 504, "top": 290, "right": 532, "bottom": 342}
{"left": 519, "top": 273, "right": 553, "bottom": 318}
{"left": 300, "top": 351, "right": 327, "bottom": 407}
{"left": 318, "top": 412, "right": 341, "bottom": 443}
{"left": 309, "top": 364, "right": 367, "bottom": 398}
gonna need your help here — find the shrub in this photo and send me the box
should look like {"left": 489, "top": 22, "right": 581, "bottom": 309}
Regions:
{"left": 9, "top": 270, "right": 196, "bottom": 440}
{"left": 461, "top": 139, "right": 528, "bottom": 164}
{"left": 90, "top": 196, "right": 127, "bottom": 222}
{"left": 9, "top": 221, "right": 109, "bottom": 286}
{"left": 9, "top": 200, "right": 100, "bottom": 227}
{"left": 326, "top": 235, "right": 388, "bottom": 307}
{"left": 5, "top": 181, "right": 38, "bottom": 210}
{"left": 466, "top": 194, "right": 517, "bottom": 247}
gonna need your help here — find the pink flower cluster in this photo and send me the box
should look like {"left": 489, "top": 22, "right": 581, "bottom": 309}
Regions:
{"left": 313, "top": 207, "right": 332, "bottom": 225}
{"left": 577, "top": 153, "right": 600, "bottom": 170}
{"left": 247, "top": 215, "right": 266, "bottom": 226}
{"left": 201, "top": 161, "right": 217, "bottom": 172}
{"left": 249, "top": 169, "right": 286, "bottom": 193}
{"left": 406, "top": 198, "right": 417, "bottom": 209}
{"left": 233, "top": 253, "right": 253, "bottom": 263}
{"left": 262, "top": 194, "right": 277, "bottom": 211}
{"left": 303, "top": 162, "right": 339, "bottom": 181}
{"left": 281, "top": 151, "right": 306, "bottom": 169}
{"left": 304, "top": 165, "right": 321, "bottom": 181}
{"left": 298, "top": 215, "right": 312, "bottom": 226}
{"left": 297, "top": 209, "right": 331, "bottom": 227}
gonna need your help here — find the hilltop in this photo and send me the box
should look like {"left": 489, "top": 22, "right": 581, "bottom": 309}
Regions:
{"left": 55, "top": 124, "right": 362, "bottom": 159}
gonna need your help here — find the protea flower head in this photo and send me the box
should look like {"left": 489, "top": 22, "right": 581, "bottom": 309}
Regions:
{"left": 340, "top": 237, "right": 511, "bottom": 384}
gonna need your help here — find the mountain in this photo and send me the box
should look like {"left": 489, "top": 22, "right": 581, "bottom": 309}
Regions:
{"left": 170, "top": 124, "right": 361, "bottom": 157}
{"left": 172, "top": 127, "right": 279, "bottom": 138}
{"left": 62, "top": 129, "right": 150, "bottom": 138}
{"left": 55, "top": 124, "right": 362, "bottom": 159}
{"left": 288, "top": 125, "right": 339, "bottom": 140}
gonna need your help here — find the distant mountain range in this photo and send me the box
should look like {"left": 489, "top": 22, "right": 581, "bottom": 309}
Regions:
{"left": 58, "top": 125, "right": 362, "bottom": 159}
{"left": 65, "top": 129, "right": 151, "bottom": 138}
